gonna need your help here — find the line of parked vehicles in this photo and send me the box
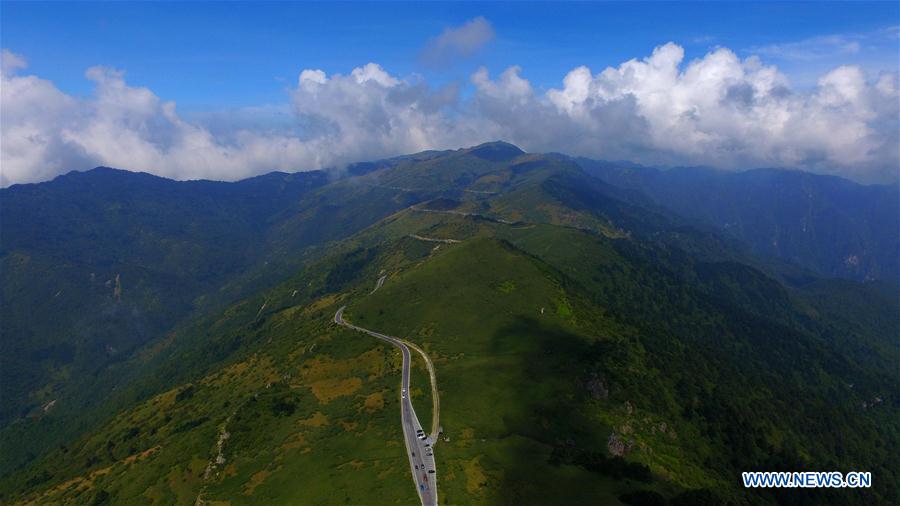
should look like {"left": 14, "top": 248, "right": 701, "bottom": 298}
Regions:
{"left": 416, "top": 428, "right": 435, "bottom": 463}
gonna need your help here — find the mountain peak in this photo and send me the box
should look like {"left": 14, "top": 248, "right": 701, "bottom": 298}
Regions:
{"left": 463, "top": 141, "right": 525, "bottom": 162}
{"left": 56, "top": 166, "right": 162, "bottom": 182}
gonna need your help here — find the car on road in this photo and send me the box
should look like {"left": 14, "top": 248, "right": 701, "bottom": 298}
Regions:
{"left": 428, "top": 470, "right": 435, "bottom": 474}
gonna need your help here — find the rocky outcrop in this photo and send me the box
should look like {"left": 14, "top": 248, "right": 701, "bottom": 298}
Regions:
{"left": 584, "top": 372, "right": 609, "bottom": 400}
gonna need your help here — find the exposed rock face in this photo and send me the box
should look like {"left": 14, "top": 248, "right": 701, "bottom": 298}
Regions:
{"left": 607, "top": 432, "right": 626, "bottom": 457}
{"left": 584, "top": 372, "right": 608, "bottom": 400}
{"left": 113, "top": 273, "right": 122, "bottom": 302}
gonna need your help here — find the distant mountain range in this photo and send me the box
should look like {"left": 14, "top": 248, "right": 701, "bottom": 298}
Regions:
{"left": 577, "top": 158, "right": 899, "bottom": 283}
{"left": 1, "top": 142, "right": 897, "bottom": 505}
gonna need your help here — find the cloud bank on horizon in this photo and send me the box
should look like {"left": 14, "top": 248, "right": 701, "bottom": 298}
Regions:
{"left": 2, "top": 33, "right": 898, "bottom": 186}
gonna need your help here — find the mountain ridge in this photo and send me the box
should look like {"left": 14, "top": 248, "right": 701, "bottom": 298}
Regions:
{"left": 576, "top": 157, "right": 899, "bottom": 282}
{"left": 1, "top": 142, "right": 897, "bottom": 504}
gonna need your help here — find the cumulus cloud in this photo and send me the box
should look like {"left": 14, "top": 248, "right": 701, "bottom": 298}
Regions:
{"left": 421, "top": 17, "right": 495, "bottom": 64}
{"left": 471, "top": 43, "right": 898, "bottom": 181}
{"left": 289, "top": 62, "right": 484, "bottom": 167}
{"left": 1, "top": 42, "right": 898, "bottom": 187}
{"left": 0, "top": 57, "right": 333, "bottom": 186}
{"left": 580, "top": 45, "right": 896, "bottom": 175}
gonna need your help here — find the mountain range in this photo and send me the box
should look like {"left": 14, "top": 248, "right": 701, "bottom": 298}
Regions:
{"left": 0, "top": 142, "right": 897, "bottom": 505}
{"left": 577, "top": 159, "right": 898, "bottom": 283}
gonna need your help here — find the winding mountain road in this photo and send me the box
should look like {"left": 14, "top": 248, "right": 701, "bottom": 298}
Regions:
{"left": 334, "top": 305, "right": 439, "bottom": 506}
{"left": 370, "top": 274, "right": 387, "bottom": 294}
{"left": 410, "top": 234, "right": 461, "bottom": 244}
{"left": 410, "top": 205, "right": 513, "bottom": 224}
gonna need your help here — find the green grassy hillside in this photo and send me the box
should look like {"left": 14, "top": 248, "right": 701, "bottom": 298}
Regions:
{"left": 2, "top": 143, "right": 897, "bottom": 505}
{"left": 0, "top": 237, "right": 428, "bottom": 504}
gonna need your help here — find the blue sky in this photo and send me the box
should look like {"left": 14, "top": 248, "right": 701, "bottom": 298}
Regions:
{"left": 1, "top": 2, "right": 898, "bottom": 185}
{"left": 4, "top": 1, "right": 897, "bottom": 109}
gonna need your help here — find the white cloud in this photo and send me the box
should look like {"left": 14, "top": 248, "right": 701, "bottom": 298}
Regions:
{"left": 752, "top": 34, "right": 862, "bottom": 61}
{"left": 474, "top": 43, "right": 898, "bottom": 181}
{"left": 1, "top": 43, "right": 898, "bottom": 187}
{"left": 751, "top": 27, "right": 899, "bottom": 63}
{"left": 0, "top": 59, "right": 332, "bottom": 186}
{"left": 1, "top": 49, "right": 28, "bottom": 77}
{"left": 1, "top": 50, "right": 87, "bottom": 185}
{"left": 421, "top": 17, "right": 495, "bottom": 64}
{"left": 289, "top": 63, "right": 483, "bottom": 168}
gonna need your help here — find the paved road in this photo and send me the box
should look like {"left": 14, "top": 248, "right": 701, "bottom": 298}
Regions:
{"left": 370, "top": 275, "right": 387, "bottom": 294}
{"left": 409, "top": 234, "right": 461, "bottom": 244}
{"left": 410, "top": 205, "right": 513, "bottom": 225}
{"left": 403, "top": 339, "right": 441, "bottom": 438}
{"left": 334, "top": 307, "right": 438, "bottom": 506}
